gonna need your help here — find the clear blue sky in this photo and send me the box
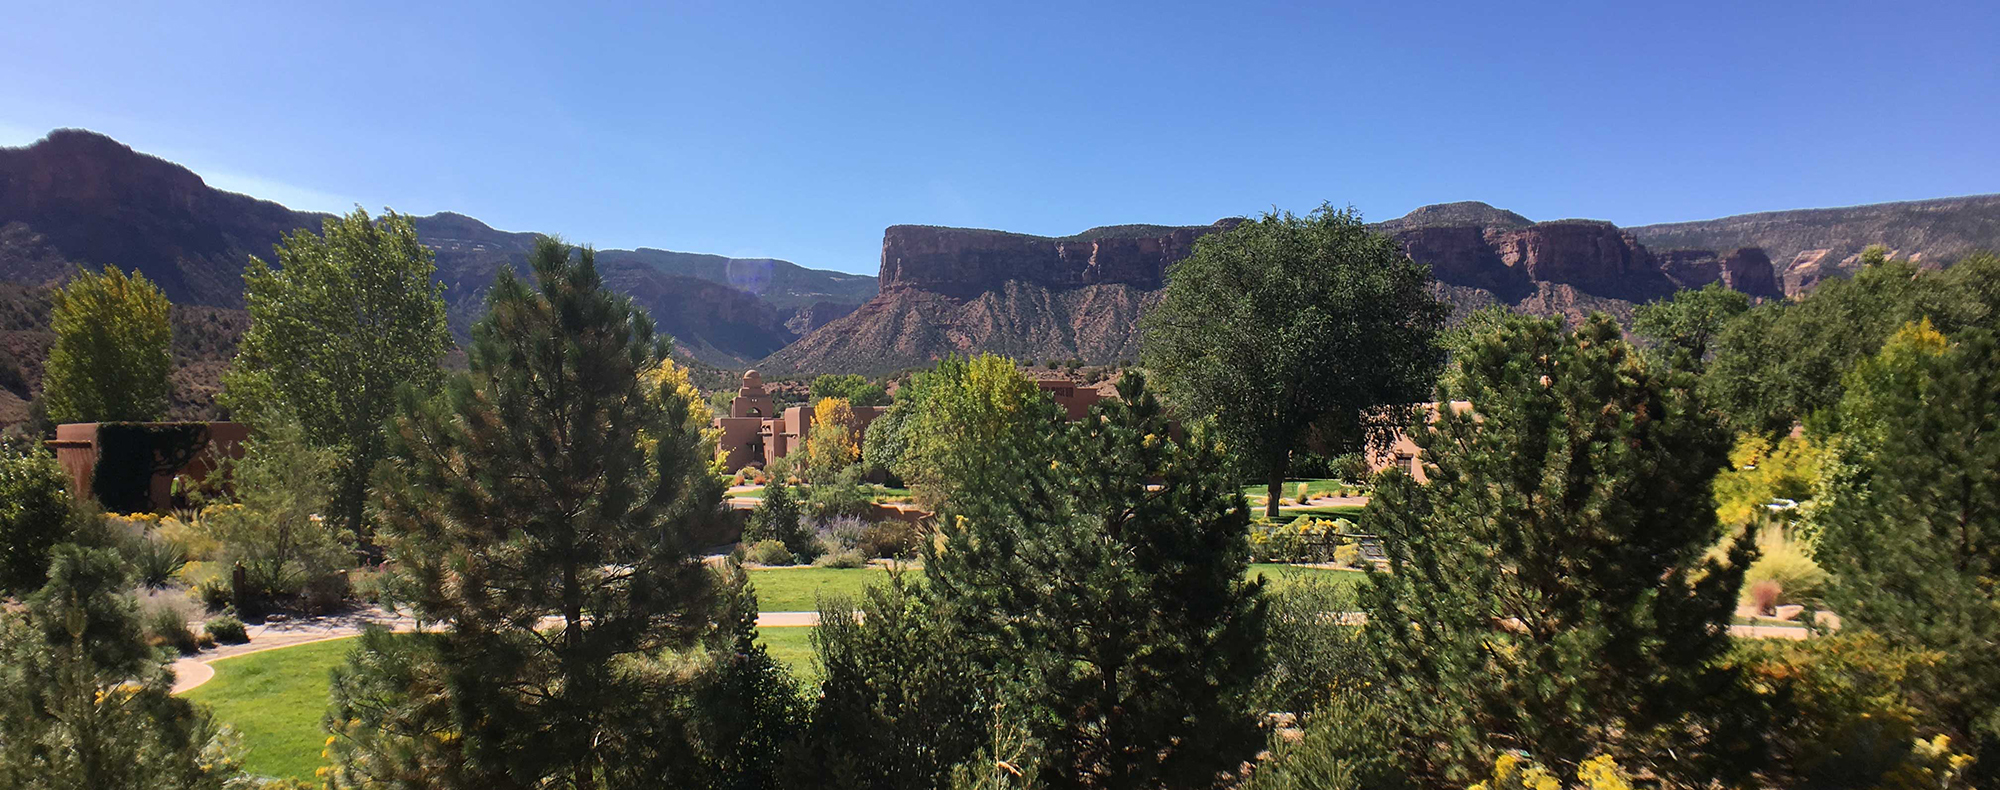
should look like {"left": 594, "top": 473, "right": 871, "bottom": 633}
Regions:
{"left": 4, "top": 1, "right": 1996, "bottom": 275}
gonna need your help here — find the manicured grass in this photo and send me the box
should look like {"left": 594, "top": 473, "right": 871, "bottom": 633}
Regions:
{"left": 182, "top": 637, "right": 357, "bottom": 782}
{"left": 757, "top": 626, "right": 818, "bottom": 681}
{"left": 746, "top": 566, "right": 907, "bottom": 612}
{"left": 745, "top": 563, "right": 1359, "bottom": 612}
{"left": 1246, "top": 563, "right": 1365, "bottom": 588}
{"left": 1240, "top": 479, "right": 1346, "bottom": 500}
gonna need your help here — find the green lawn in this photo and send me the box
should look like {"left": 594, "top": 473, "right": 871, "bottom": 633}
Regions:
{"left": 182, "top": 637, "right": 357, "bottom": 782}
{"left": 744, "top": 563, "right": 1359, "bottom": 612}
{"left": 731, "top": 484, "right": 913, "bottom": 502}
{"left": 186, "top": 626, "right": 826, "bottom": 782}
{"left": 746, "top": 565, "right": 909, "bottom": 612}
{"left": 757, "top": 626, "right": 818, "bottom": 681}
{"left": 1240, "top": 478, "right": 1347, "bottom": 500}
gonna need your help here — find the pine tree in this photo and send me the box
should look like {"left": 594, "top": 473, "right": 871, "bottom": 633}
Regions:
{"left": 683, "top": 563, "right": 804, "bottom": 790}
{"left": 745, "top": 477, "right": 812, "bottom": 560}
{"left": 1814, "top": 325, "right": 2000, "bottom": 782}
{"left": 1360, "top": 314, "right": 1754, "bottom": 787}
{"left": 928, "top": 373, "right": 1267, "bottom": 790}
{"left": 0, "top": 545, "right": 242, "bottom": 789}
{"left": 793, "top": 571, "right": 981, "bottom": 790}
{"left": 336, "top": 236, "right": 720, "bottom": 789}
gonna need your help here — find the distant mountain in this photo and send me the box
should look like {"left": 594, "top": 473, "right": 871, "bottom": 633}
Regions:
{"left": 1628, "top": 194, "right": 2000, "bottom": 293}
{"left": 759, "top": 221, "right": 1239, "bottom": 376}
{"left": 0, "top": 129, "right": 881, "bottom": 425}
{"left": 767, "top": 196, "right": 2000, "bottom": 377}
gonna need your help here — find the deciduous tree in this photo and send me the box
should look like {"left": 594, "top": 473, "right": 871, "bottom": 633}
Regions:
{"left": 1141, "top": 205, "right": 1448, "bottom": 518}
{"left": 1631, "top": 281, "right": 1752, "bottom": 374}
{"left": 1813, "top": 322, "right": 2000, "bottom": 782}
{"left": 891, "top": 353, "right": 1058, "bottom": 509}
{"left": 43, "top": 266, "right": 172, "bottom": 424}
{"left": 222, "top": 208, "right": 452, "bottom": 544}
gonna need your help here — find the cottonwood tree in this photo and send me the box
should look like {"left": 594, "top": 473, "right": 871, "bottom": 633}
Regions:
{"left": 890, "top": 353, "right": 1059, "bottom": 509}
{"left": 1813, "top": 322, "right": 2000, "bottom": 783}
{"left": 1704, "top": 250, "right": 2000, "bottom": 435}
{"left": 0, "top": 545, "right": 242, "bottom": 790}
{"left": 1631, "top": 281, "right": 1752, "bottom": 375}
{"left": 222, "top": 208, "right": 451, "bottom": 544}
{"left": 1141, "top": 205, "right": 1448, "bottom": 518}
{"left": 43, "top": 266, "right": 172, "bottom": 425}
{"left": 927, "top": 373, "right": 1268, "bottom": 790}
{"left": 1359, "top": 314, "right": 1755, "bottom": 788}
{"left": 330, "top": 237, "right": 718, "bottom": 790}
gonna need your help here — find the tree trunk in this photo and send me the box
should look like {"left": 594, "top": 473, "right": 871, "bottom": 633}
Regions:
{"left": 1266, "top": 466, "right": 1285, "bottom": 521}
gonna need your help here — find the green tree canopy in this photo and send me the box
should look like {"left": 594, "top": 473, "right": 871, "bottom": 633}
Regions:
{"left": 331, "top": 237, "right": 720, "bottom": 789}
{"left": 1631, "top": 281, "right": 1752, "bottom": 374}
{"left": 221, "top": 207, "right": 452, "bottom": 543}
{"left": 0, "top": 441, "right": 75, "bottom": 594}
{"left": 1359, "top": 314, "right": 1753, "bottom": 788}
{"left": 926, "top": 373, "right": 1268, "bottom": 789}
{"left": 1812, "top": 322, "right": 2000, "bottom": 782}
{"left": 43, "top": 266, "right": 172, "bottom": 425}
{"left": 1705, "top": 250, "right": 2000, "bottom": 435}
{"left": 810, "top": 373, "right": 888, "bottom": 407}
{"left": 888, "top": 353, "right": 1058, "bottom": 509}
{"left": 1141, "top": 205, "right": 1448, "bottom": 517}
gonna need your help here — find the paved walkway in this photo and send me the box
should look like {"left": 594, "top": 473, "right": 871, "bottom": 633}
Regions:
{"left": 170, "top": 608, "right": 823, "bottom": 694}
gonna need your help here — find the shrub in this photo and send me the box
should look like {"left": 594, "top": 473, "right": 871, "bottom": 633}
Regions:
{"left": 205, "top": 615, "right": 249, "bottom": 644}
{"left": 144, "top": 601, "right": 199, "bottom": 655}
{"left": 858, "top": 520, "right": 920, "bottom": 559}
{"left": 194, "top": 631, "right": 216, "bottom": 650}
{"left": 813, "top": 515, "right": 869, "bottom": 556}
{"left": 350, "top": 566, "right": 390, "bottom": 605}
{"left": 302, "top": 570, "right": 351, "bottom": 614}
{"left": 128, "top": 532, "right": 188, "bottom": 589}
{"left": 1748, "top": 579, "right": 1782, "bottom": 615}
{"left": 807, "top": 465, "right": 873, "bottom": 520}
{"left": 814, "top": 550, "right": 869, "bottom": 569}
{"left": 1743, "top": 533, "right": 1829, "bottom": 606}
{"left": 0, "top": 440, "right": 77, "bottom": 593}
{"left": 193, "top": 574, "right": 232, "bottom": 611}
{"left": 745, "top": 539, "right": 796, "bottom": 567}
{"left": 192, "top": 417, "right": 355, "bottom": 604}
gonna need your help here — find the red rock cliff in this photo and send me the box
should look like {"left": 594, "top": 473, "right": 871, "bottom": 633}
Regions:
{"left": 877, "top": 220, "right": 1242, "bottom": 300}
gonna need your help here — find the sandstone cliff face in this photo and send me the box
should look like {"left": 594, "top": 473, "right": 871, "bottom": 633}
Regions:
{"left": 772, "top": 204, "right": 1793, "bottom": 377}
{"left": 877, "top": 220, "right": 1240, "bottom": 299}
{"left": 1376, "top": 209, "right": 1753, "bottom": 305}
{"left": 1629, "top": 194, "right": 2000, "bottom": 295}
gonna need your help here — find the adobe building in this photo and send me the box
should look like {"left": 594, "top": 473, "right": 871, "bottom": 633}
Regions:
{"left": 712, "top": 370, "right": 1113, "bottom": 471}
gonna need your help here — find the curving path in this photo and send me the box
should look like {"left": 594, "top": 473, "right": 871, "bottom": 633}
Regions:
{"left": 170, "top": 608, "right": 823, "bottom": 694}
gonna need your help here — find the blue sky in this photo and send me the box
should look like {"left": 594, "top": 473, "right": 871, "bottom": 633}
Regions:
{"left": 4, "top": 1, "right": 1996, "bottom": 275}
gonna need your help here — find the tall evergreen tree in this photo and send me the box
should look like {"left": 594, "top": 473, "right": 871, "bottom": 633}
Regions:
{"left": 0, "top": 545, "right": 242, "bottom": 790}
{"left": 42, "top": 266, "right": 172, "bottom": 425}
{"left": 223, "top": 208, "right": 452, "bottom": 544}
{"left": 1814, "top": 323, "right": 2000, "bottom": 782}
{"left": 333, "top": 236, "right": 718, "bottom": 789}
{"left": 1360, "top": 314, "right": 1755, "bottom": 788}
{"left": 928, "top": 373, "right": 1268, "bottom": 790}
{"left": 1141, "top": 205, "right": 1448, "bottom": 518}
{"left": 794, "top": 571, "right": 982, "bottom": 790}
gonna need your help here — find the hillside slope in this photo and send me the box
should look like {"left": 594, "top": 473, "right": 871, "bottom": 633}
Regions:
{"left": 1629, "top": 194, "right": 2000, "bottom": 293}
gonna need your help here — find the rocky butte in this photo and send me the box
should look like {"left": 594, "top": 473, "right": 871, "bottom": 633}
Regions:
{"left": 762, "top": 203, "right": 1793, "bottom": 377}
